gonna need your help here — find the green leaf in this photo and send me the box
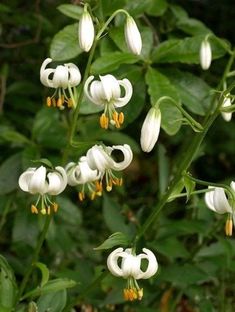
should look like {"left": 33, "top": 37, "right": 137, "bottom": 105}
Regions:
{"left": 57, "top": 4, "right": 83, "bottom": 20}
{"left": 101, "top": 0, "right": 127, "bottom": 16}
{"left": 103, "top": 195, "right": 134, "bottom": 236}
{"left": 90, "top": 52, "right": 139, "bottom": 74}
{"left": 0, "top": 153, "right": 22, "bottom": 195}
{"left": 183, "top": 176, "right": 196, "bottom": 202}
{"left": 28, "top": 302, "right": 38, "bottom": 312}
{"left": 167, "top": 178, "right": 184, "bottom": 202}
{"left": 162, "top": 68, "right": 211, "bottom": 115}
{"left": 31, "top": 158, "right": 53, "bottom": 169}
{"left": 145, "top": 67, "right": 182, "bottom": 135}
{"left": 56, "top": 196, "right": 82, "bottom": 226}
{"left": 151, "top": 35, "right": 228, "bottom": 64}
{"left": 0, "top": 129, "right": 30, "bottom": 145}
{"left": 94, "top": 232, "right": 130, "bottom": 250}
{"left": 37, "top": 290, "right": 67, "bottom": 312}
{"left": 50, "top": 23, "right": 82, "bottom": 61}
{"left": 22, "top": 279, "right": 76, "bottom": 300}
{"left": 0, "top": 255, "right": 18, "bottom": 310}
{"left": 144, "top": 0, "right": 168, "bottom": 16}
{"left": 35, "top": 262, "right": 50, "bottom": 287}
{"left": 176, "top": 18, "right": 212, "bottom": 36}
{"left": 154, "top": 237, "right": 190, "bottom": 260}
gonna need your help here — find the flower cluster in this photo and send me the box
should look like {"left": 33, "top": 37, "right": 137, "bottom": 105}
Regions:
{"left": 107, "top": 247, "right": 158, "bottom": 301}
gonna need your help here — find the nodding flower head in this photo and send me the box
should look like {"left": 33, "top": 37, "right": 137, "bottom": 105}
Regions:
{"left": 66, "top": 156, "right": 101, "bottom": 201}
{"left": 40, "top": 58, "right": 81, "bottom": 109}
{"left": 107, "top": 247, "right": 158, "bottom": 301}
{"left": 18, "top": 165, "right": 67, "bottom": 215}
{"left": 86, "top": 144, "right": 133, "bottom": 192}
{"left": 199, "top": 39, "right": 212, "bottom": 70}
{"left": 221, "top": 95, "right": 232, "bottom": 122}
{"left": 124, "top": 16, "right": 142, "bottom": 55}
{"left": 205, "top": 182, "right": 235, "bottom": 236}
{"left": 78, "top": 6, "right": 95, "bottom": 52}
{"left": 84, "top": 75, "right": 133, "bottom": 129}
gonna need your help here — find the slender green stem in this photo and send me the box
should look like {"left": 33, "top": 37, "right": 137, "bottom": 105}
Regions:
{"left": 168, "top": 188, "right": 212, "bottom": 201}
{"left": 17, "top": 214, "right": 52, "bottom": 302}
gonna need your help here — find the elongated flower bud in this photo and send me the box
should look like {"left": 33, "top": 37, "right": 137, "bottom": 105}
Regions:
{"left": 200, "top": 39, "right": 212, "bottom": 70}
{"left": 124, "top": 16, "right": 142, "bottom": 55}
{"left": 78, "top": 7, "right": 95, "bottom": 52}
{"left": 140, "top": 107, "right": 161, "bottom": 153}
{"left": 221, "top": 96, "right": 232, "bottom": 122}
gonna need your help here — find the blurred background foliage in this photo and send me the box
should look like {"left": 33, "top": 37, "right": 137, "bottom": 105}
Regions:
{"left": 0, "top": 0, "right": 235, "bottom": 311}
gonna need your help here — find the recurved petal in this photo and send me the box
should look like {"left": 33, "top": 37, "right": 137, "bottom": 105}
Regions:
{"left": 84, "top": 76, "right": 103, "bottom": 105}
{"left": 213, "top": 187, "right": 233, "bottom": 214}
{"left": 140, "top": 107, "right": 161, "bottom": 153}
{"left": 135, "top": 248, "right": 158, "bottom": 280}
{"left": 66, "top": 63, "right": 81, "bottom": 87}
{"left": 47, "top": 166, "right": 67, "bottom": 195}
{"left": 121, "top": 250, "right": 142, "bottom": 279}
{"left": 114, "top": 79, "right": 133, "bottom": 108}
{"left": 28, "top": 166, "right": 47, "bottom": 195}
{"left": 221, "top": 97, "right": 232, "bottom": 122}
{"left": 40, "top": 58, "right": 55, "bottom": 88}
{"left": 18, "top": 168, "right": 36, "bottom": 192}
{"left": 107, "top": 247, "right": 125, "bottom": 277}
{"left": 100, "top": 75, "right": 120, "bottom": 102}
{"left": 86, "top": 145, "right": 113, "bottom": 172}
{"left": 53, "top": 65, "right": 69, "bottom": 89}
{"left": 110, "top": 144, "right": 133, "bottom": 171}
{"left": 205, "top": 187, "right": 216, "bottom": 211}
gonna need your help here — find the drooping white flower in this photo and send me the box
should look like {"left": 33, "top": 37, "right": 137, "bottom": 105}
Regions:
{"left": 19, "top": 165, "right": 67, "bottom": 214}
{"left": 221, "top": 96, "right": 232, "bottom": 122}
{"left": 78, "top": 6, "right": 95, "bottom": 52}
{"left": 40, "top": 58, "right": 81, "bottom": 108}
{"left": 107, "top": 247, "right": 158, "bottom": 301}
{"left": 140, "top": 106, "right": 161, "bottom": 153}
{"left": 84, "top": 75, "right": 133, "bottom": 129}
{"left": 65, "top": 156, "right": 101, "bottom": 201}
{"left": 200, "top": 39, "right": 212, "bottom": 70}
{"left": 86, "top": 144, "right": 133, "bottom": 191}
{"left": 205, "top": 182, "right": 235, "bottom": 236}
{"left": 124, "top": 16, "right": 142, "bottom": 55}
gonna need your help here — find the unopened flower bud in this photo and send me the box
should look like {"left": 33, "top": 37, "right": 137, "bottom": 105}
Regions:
{"left": 78, "top": 7, "right": 95, "bottom": 52}
{"left": 124, "top": 16, "right": 142, "bottom": 55}
{"left": 200, "top": 39, "right": 212, "bottom": 70}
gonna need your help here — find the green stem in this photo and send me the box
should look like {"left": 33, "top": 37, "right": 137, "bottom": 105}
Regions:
{"left": 17, "top": 214, "right": 52, "bottom": 302}
{"left": 168, "top": 188, "right": 212, "bottom": 201}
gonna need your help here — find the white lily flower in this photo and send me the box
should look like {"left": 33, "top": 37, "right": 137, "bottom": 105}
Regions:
{"left": 107, "top": 247, "right": 158, "bottom": 301}
{"left": 221, "top": 96, "right": 232, "bottom": 122}
{"left": 78, "top": 6, "right": 95, "bottom": 52}
{"left": 205, "top": 182, "right": 235, "bottom": 236}
{"left": 40, "top": 58, "right": 81, "bottom": 109}
{"left": 86, "top": 144, "right": 133, "bottom": 191}
{"left": 84, "top": 75, "right": 133, "bottom": 129}
{"left": 19, "top": 165, "right": 67, "bottom": 214}
{"left": 200, "top": 39, "right": 212, "bottom": 70}
{"left": 140, "top": 106, "right": 161, "bottom": 153}
{"left": 65, "top": 156, "right": 101, "bottom": 201}
{"left": 124, "top": 16, "right": 142, "bottom": 55}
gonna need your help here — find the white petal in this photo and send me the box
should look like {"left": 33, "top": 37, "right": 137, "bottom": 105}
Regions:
{"left": 28, "top": 166, "right": 47, "bottom": 195}
{"left": 213, "top": 187, "right": 233, "bottom": 214}
{"left": 40, "top": 58, "right": 55, "bottom": 88}
{"left": 89, "top": 81, "right": 106, "bottom": 105}
{"left": 100, "top": 75, "right": 121, "bottom": 102}
{"left": 205, "top": 187, "right": 216, "bottom": 212}
{"left": 114, "top": 79, "right": 133, "bottom": 108}
{"left": 84, "top": 76, "right": 103, "bottom": 105}
{"left": 200, "top": 40, "right": 212, "bottom": 70}
{"left": 18, "top": 168, "right": 36, "bottom": 192}
{"left": 230, "top": 181, "right": 235, "bottom": 192}
{"left": 140, "top": 107, "right": 161, "bottom": 153}
{"left": 65, "top": 63, "right": 81, "bottom": 87}
{"left": 107, "top": 247, "right": 125, "bottom": 277}
{"left": 125, "top": 16, "right": 142, "bottom": 55}
{"left": 135, "top": 248, "right": 158, "bottom": 280}
{"left": 109, "top": 144, "right": 133, "bottom": 171}
{"left": 78, "top": 11, "right": 95, "bottom": 52}
{"left": 121, "top": 249, "right": 142, "bottom": 279}
{"left": 47, "top": 166, "right": 67, "bottom": 195}
{"left": 221, "top": 97, "right": 232, "bottom": 122}
{"left": 52, "top": 65, "right": 69, "bottom": 89}
{"left": 86, "top": 145, "right": 113, "bottom": 172}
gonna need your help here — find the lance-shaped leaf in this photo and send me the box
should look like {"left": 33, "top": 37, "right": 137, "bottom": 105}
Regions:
{"left": 94, "top": 232, "right": 130, "bottom": 250}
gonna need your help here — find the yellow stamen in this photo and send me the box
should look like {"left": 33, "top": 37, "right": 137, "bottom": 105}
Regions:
{"left": 138, "top": 288, "right": 143, "bottom": 300}
{"left": 52, "top": 202, "right": 58, "bottom": 213}
{"left": 119, "top": 112, "right": 124, "bottom": 124}
{"left": 46, "top": 97, "right": 51, "bottom": 107}
{"left": 78, "top": 191, "right": 85, "bottom": 201}
{"left": 95, "top": 181, "right": 103, "bottom": 193}
{"left": 41, "top": 208, "right": 47, "bottom": 215}
{"left": 67, "top": 98, "right": 73, "bottom": 108}
{"left": 100, "top": 113, "right": 109, "bottom": 129}
{"left": 52, "top": 98, "right": 56, "bottom": 107}
{"left": 31, "top": 205, "right": 38, "bottom": 214}
{"left": 47, "top": 206, "right": 51, "bottom": 215}
{"left": 106, "top": 179, "right": 113, "bottom": 192}
{"left": 225, "top": 219, "right": 233, "bottom": 236}
{"left": 118, "top": 178, "right": 123, "bottom": 186}
{"left": 57, "top": 97, "right": 63, "bottom": 107}
{"left": 90, "top": 192, "right": 96, "bottom": 200}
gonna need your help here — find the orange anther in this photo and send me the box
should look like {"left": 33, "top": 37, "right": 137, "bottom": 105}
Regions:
{"left": 78, "top": 191, "right": 85, "bottom": 201}
{"left": 47, "top": 206, "right": 51, "bottom": 215}
{"left": 31, "top": 205, "right": 38, "bottom": 214}
{"left": 67, "top": 98, "right": 73, "bottom": 108}
{"left": 52, "top": 202, "right": 58, "bottom": 213}
{"left": 46, "top": 97, "right": 52, "bottom": 107}
{"left": 225, "top": 219, "right": 233, "bottom": 236}
{"left": 118, "top": 112, "right": 124, "bottom": 124}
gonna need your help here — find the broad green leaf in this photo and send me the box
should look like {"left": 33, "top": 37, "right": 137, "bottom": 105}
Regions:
{"left": 0, "top": 153, "right": 22, "bottom": 195}
{"left": 145, "top": 67, "right": 182, "bottom": 135}
{"left": 153, "top": 237, "right": 190, "bottom": 260}
{"left": 0, "top": 255, "right": 18, "bottom": 310}
{"left": 0, "top": 129, "right": 30, "bottom": 145}
{"left": 144, "top": 0, "right": 168, "bottom": 16}
{"left": 56, "top": 196, "right": 82, "bottom": 226}
{"left": 79, "top": 96, "right": 103, "bottom": 115}
{"left": 162, "top": 68, "right": 211, "bottom": 115}
{"left": 22, "top": 279, "right": 76, "bottom": 300}
{"left": 37, "top": 290, "right": 67, "bottom": 312}
{"left": 176, "top": 18, "right": 212, "bottom": 36}
{"left": 169, "top": 4, "right": 188, "bottom": 20}
{"left": 57, "top": 4, "right": 83, "bottom": 20}
{"left": 98, "top": 132, "right": 140, "bottom": 153}
{"left": 31, "top": 158, "right": 53, "bottom": 169}
{"left": 35, "top": 262, "right": 50, "bottom": 287}
{"left": 152, "top": 35, "right": 228, "bottom": 64}
{"left": 94, "top": 232, "right": 130, "bottom": 250}
{"left": 50, "top": 23, "right": 82, "bottom": 61}
{"left": 183, "top": 175, "right": 196, "bottom": 202}
{"left": 101, "top": 0, "right": 127, "bottom": 16}
{"left": 90, "top": 52, "right": 139, "bottom": 74}
{"left": 103, "top": 195, "right": 134, "bottom": 236}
